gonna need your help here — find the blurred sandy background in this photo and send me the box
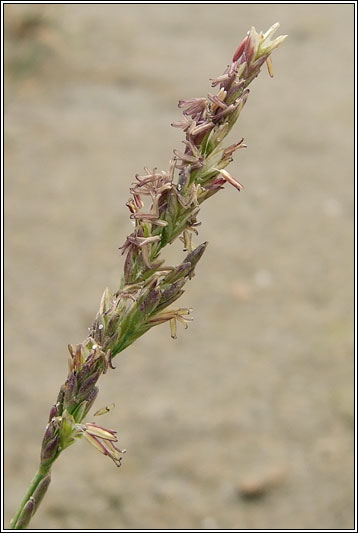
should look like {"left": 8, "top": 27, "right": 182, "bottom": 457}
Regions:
{"left": 4, "top": 4, "right": 354, "bottom": 530}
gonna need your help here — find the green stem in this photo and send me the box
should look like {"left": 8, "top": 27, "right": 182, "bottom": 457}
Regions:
{"left": 10, "top": 465, "right": 51, "bottom": 530}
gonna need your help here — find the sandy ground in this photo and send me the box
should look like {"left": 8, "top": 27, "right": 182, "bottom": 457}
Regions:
{"left": 4, "top": 4, "right": 354, "bottom": 530}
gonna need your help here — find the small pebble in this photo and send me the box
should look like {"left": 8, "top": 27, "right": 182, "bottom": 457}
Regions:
{"left": 238, "top": 467, "right": 286, "bottom": 500}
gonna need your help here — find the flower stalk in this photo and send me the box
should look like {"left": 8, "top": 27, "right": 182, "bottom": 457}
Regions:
{"left": 10, "top": 23, "right": 286, "bottom": 529}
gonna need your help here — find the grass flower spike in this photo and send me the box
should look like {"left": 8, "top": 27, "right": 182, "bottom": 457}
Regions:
{"left": 10, "top": 23, "right": 286, "bottom": 529}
